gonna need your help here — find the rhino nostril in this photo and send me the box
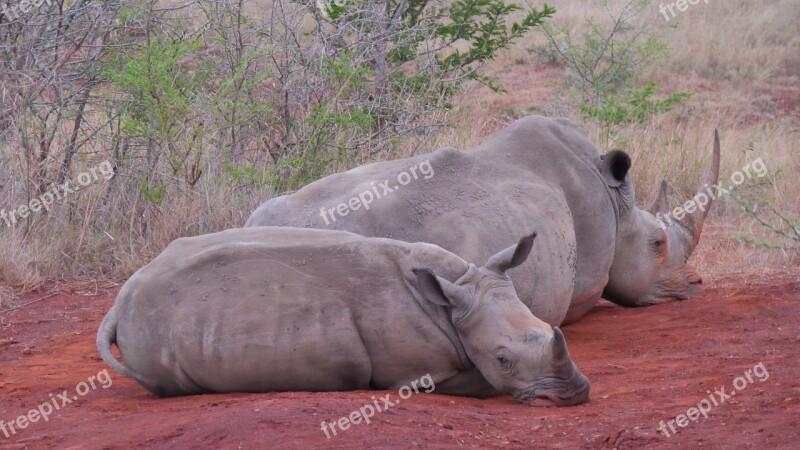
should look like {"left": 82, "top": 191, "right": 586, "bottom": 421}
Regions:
{"left": 688, "top": 273, "right": 703, "bottom": 285}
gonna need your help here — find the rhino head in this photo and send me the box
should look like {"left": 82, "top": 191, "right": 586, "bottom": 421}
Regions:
{"left": 414, "top": 233, "right": 590, "bottom": 406}
{"left": 603, "top": 131, "right": 721, "bottom": 306}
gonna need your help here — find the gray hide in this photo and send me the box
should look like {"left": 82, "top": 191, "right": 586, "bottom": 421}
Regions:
{"left": 97, "top": 227, "right": 590, "bottom": 405}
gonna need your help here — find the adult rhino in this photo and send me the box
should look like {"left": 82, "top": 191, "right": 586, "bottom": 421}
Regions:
{"left": 246, "top": 116, "right": 720, "bottom": 325}
{"left": 97, "top": 227, "right": 590, "bottom": 405}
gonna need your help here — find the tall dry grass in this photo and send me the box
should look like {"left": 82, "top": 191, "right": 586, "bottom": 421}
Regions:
{"left": 0, "top": 159, "right": 263, "bottom": 292}
{"left": 1, "top": 0, "right": 797, "bottom": 297}
{"left": 497, "top": 0, "right": 800, "bottom": 82}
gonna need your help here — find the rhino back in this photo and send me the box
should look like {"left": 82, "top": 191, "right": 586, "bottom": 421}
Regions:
{"left": 114, "top": 228, "right": 470, "bottom": 395}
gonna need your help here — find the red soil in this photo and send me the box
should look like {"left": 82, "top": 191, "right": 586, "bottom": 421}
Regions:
{"left": 1, "top": 265, "right": 798, "bottom": 449}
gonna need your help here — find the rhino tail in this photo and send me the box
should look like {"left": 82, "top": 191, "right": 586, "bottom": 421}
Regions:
{"left": 96, "top": 306, "right": 156, "bottom": 389}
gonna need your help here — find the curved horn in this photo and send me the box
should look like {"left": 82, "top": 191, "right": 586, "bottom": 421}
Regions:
{"left": 552, "top": 327, "right": 569, "bottom": 362}
{"left": 646, "top": 180, "right": 670, "bottom": 214}
{"left": 678, "top": 130, "right": 721, "bottom": 250}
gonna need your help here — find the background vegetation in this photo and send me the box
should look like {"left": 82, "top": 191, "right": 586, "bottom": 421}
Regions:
{"left": 1, "top": 0, "right": 798, "bottom": 301}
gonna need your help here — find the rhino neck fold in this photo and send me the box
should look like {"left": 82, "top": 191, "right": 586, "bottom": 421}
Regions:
{"left": 406, "top": 266, "right": 478, "bottom": 372}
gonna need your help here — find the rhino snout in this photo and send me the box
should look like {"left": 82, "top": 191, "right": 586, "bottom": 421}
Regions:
{"left": 531, "top": 378, "right": 590, "bottom": 407}
{"left": 518, "top": 368, "right": 591, "bottom": 407}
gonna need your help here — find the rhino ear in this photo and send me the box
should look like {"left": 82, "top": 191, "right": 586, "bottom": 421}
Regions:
{"left": 412, "top": 268, "right": 470, "bottom": 309}
{"left": 599, "top": 150, "right": 631, "bottom": 188}
{"left": 484, "top": 232, "right": 536, "bottom": 275}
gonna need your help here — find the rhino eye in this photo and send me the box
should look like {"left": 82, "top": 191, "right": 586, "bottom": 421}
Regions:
{"left": 496, "top": 354, "right": 512, "bottom": 370}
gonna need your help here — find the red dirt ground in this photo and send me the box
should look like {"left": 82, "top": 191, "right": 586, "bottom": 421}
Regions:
{"left": 1, "top": 260, "right": 799, "bottom": 449}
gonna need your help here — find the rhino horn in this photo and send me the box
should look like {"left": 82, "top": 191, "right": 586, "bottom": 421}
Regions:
{"left": 678, "top": 130, "right": 721, "bottom": 251}
{"left": 551, "top": 327, "right": 569, "bottom": 362}
{"left": 646, "top": 180, "right": 670, "bottom": 214}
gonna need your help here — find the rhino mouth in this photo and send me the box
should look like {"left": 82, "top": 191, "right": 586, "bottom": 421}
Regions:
{"left": 640, "top": 277, "right": 704, "bottom": 305}
{"left": 513, "top": 382, "right": 590, "bottom": 407}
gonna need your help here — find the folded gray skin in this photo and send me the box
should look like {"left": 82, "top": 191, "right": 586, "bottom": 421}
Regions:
{"left": 97, "top": 227, "right": 589, "bottom": 406}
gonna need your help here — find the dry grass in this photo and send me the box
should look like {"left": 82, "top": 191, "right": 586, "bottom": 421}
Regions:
{"left": 0, "top": 284, "right": 15, "bottom": 310}
{"left": 0, "top": 156, "right": 261, "bottom": 293}
{"left": 1, "top": 0, "right": 797, "bottom": 295}
{"left": 655, "top": 0, "right": 800, "bottom": 81}
{"left": 496, "top": 0, "right": 800, "bottom": 82}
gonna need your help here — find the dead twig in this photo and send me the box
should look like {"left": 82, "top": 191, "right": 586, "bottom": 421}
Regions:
{"left": 0, "top": 292, "right": 60, "bottom": 314}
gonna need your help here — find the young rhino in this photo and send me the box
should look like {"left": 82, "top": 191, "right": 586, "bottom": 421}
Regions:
{"left": 97, "top": 227, "right": 589, "bottom": 406}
